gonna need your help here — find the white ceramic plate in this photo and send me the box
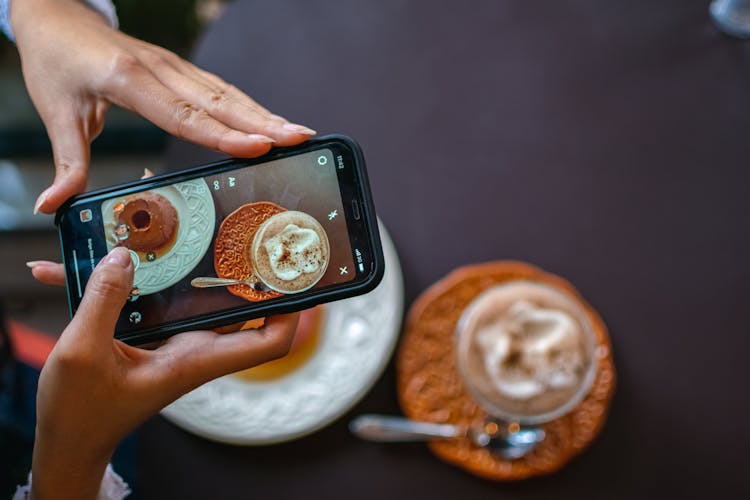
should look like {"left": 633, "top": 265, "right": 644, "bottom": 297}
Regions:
{"left": 160, "top": 222, "right": 403, "bottom": 445}
{"left": 102, "top": 179, "right": 215, "bottom": 295}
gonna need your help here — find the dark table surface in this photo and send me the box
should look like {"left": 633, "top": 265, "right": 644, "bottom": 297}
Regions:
{"left": 138, "top": 1, "right": 750, "bottom": 498}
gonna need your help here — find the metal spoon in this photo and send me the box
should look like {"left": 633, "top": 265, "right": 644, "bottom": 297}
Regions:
{"left": 190, "top": 276, "right": 268, "bottom": 292}
{"left": 349, "top": 414, "right": 545, "bottom": 460}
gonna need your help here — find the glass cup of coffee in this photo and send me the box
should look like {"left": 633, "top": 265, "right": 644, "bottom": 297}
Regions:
{"left": 250, "top": 211, "right": 331, "bottom": 294}
{"left": 455, "top": 280, "right": 598, "bottom": 457}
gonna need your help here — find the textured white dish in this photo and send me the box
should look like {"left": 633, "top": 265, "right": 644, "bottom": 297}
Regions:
{"left": 160, "top": 223, "right": 403, "bottom": 445}
{"left": 102, "top": 179, "right": 215, "bottom": 295}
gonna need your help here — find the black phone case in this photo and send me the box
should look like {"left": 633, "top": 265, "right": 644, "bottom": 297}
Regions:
{"left": 56, "top": 135, "right": 385, "bottom": 345}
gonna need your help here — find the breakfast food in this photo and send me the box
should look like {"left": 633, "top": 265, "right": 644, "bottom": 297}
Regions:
{"left": 113, "top": 193, "right": 179, "bottom": 254}
{"left": 250, "top": 211, "right": 330, "bottom": 293}
{"left": 398, "top": 261, "right": 616, "bottom": 480}
{"left": 213, "top": 201, "right": 287, "bottom": 302}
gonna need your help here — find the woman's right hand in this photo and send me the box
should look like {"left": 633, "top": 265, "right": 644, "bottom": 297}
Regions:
{"left": 26, "top": 167, "right": 158, "bottom": 286}
{"left": 11, "top": 0, "right": 316, "bottom": 215}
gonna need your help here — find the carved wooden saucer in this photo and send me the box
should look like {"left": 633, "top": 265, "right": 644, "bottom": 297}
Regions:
{"left": 397, "top": 261, "right": 616, "bottom": 481}
{"left": 214, "top": 201, "right": 286, "bottom": 302}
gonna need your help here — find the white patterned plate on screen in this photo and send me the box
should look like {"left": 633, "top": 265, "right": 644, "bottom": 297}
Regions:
{"left": 160, "top": 222, "right": 403, "bottom": 445}
{"left": 102, "top": 179, "right": 215, "bottom": 295}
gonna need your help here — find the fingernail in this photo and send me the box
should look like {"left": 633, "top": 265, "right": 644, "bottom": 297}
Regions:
{"left": 105, "top": 247, "right": 132, "bottom": 269}
{"left": 283, "top": 123, "right": 317, "bottom": 135}
{"left": 247, "top": 134, "right": 276, "bottom": 144}
{"left": 26, "top": 260, "right": 55, "bottom": 269}
{"left": 142, "top": 168, "right": 155, "bottom": 179}
{"left": 33, "top": 187, "right": 52, "bottom": 215}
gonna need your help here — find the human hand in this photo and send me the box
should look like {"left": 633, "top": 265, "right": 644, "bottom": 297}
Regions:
{"left": 11, "top": 0, "right": 316, "bottom": 215}
{"left": 31, "top": 247, "right": 298, "bottom": 499}
{"left": 27, "top": 168, "right": 154, "bottom": 285}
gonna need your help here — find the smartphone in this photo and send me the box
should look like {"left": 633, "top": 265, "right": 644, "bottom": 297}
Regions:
{"left": 56, "top": 135, "right": 384, "bottom": 345}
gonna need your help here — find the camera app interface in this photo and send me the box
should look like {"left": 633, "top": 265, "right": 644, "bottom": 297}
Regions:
{"left": 95, "top": 149, "right": 355, "bottom": 332}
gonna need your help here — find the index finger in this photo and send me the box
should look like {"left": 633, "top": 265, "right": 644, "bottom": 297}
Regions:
{"left": 103, "top": 64, "right": 276, "bottom": 157}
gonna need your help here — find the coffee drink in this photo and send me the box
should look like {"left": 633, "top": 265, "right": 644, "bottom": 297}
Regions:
{"left": 250, "top": 211, "right": 330, "bottom": 293}
{"left": 455, "top": 281, "right": 597, "bottom": 423}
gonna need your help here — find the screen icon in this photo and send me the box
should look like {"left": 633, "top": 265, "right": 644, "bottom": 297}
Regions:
{"left": 129, "top": 311, "right": 142, "bottom": 324}
{"left": 328, "top": 209, "right": 338, "bottom": 221}
{"left": 228, "top": 176, "right": 236, "bottom": 187}
{"left": 317, "top": 155, "right": 328, "bottom": 166}
{"left": 354, "top": 249, "right": 365, "bottom": 272}
{"left": 339, "top": 266, "right": 348, "bottom": 275}
{"left": 79, "top": 208, "right": 93, "bottom": 223}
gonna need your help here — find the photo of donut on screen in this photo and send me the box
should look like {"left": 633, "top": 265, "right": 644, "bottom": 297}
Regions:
{"left": 101, "top": 149, "right": 355, "bottom": 331}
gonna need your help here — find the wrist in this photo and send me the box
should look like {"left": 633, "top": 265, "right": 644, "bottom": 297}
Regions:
{"left": 11, "top": 0, "right": 109, "bottom": 41}
{"left": 9, "top": 0, "right": 57, "bottom": 37}
{"left": 31, "top": 431, "right": 113, "bottom": 500}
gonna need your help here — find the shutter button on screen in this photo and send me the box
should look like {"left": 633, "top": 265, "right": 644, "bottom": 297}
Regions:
{"left": 351, "top": 199, "right": 361, "bottom": 220}
{"left": 128, "top": 250, "right": 140, "bottom": 271}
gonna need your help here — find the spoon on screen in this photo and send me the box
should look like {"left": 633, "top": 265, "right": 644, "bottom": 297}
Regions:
{"left": 349, "top": 414, "right": 545, "bottom": 460}
{"left": 191, "top": 276, "right": 269, "bottom": 292}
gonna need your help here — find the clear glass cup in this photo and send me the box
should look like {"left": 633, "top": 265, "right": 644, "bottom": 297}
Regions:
{"left": 454, "top": 280, "right": 599, "bottom": 457}
{"left": 710, "top": 0, "right": 750, "bottom": 38}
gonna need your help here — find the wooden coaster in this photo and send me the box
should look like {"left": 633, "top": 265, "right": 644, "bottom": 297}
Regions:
{"left": 214, "top": 201, "right": 286, "bottom": 302}
{"left": 397, "top": 261, "right": 616, "bottom": 481}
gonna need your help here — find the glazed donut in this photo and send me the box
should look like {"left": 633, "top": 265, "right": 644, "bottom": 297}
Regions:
{"left": 114, "top": 193, "right": 178, "bottom": 253}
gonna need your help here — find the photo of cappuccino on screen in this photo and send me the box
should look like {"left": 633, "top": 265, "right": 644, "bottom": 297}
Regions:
{"left": 455, "top": 281, "right": 598, "bottom": 424}
{"left": 250, "top": 211, "right": 331, "bottom": 294}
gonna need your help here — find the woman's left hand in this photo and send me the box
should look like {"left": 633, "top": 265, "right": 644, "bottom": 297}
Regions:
{"left": 32, "top": 247, "right": 299, "bottom": 499}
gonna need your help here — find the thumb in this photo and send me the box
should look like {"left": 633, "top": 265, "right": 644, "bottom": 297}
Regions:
{"left": 68, "top": 247, "right": 134, "bottom": 344}
{"left": 35, "top": 116, "right": 91, "bottom": 214}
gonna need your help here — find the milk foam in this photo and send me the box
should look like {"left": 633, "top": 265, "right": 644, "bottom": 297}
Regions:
{"left": 264, "top": 223, "right": 323, "bottom": 281}
{"left": 475, "top": 300, "right": 584, "bottom": 401}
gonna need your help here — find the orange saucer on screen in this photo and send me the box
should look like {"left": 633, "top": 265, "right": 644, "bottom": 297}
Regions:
{"left": 213, "top": 201, "right": 286, "bottom": 302}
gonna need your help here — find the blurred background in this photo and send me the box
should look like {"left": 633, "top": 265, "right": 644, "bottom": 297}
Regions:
{"left": 2, "top": 0, "right": 750, "bottom": 498}
{"left": 0, "top": 0, "right": 229, "bottom": 334}
{"left": 0, "top": 2, "right": 233, "bottom": 494}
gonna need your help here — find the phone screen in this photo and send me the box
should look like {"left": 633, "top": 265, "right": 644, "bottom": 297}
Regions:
{"left": 60, "top": 141, "right": 375, "bottom": 339}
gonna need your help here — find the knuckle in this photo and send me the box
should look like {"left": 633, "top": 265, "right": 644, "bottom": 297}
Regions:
{"left": 101, "top": 53, "right": 142, "bottom": 91}
{"left": 208, "top": 89, "right": 230, "bottom": 112}
{"left": 218, "top": 82, "right": 237, "bottom": 96}
{"left": 87, "top": 266, "right": 129, "bottom": 298}
{"left": 57, "top": 167, "right": 87, "bottom": 192}
{"left": 152, "top": 46, "right": 180, "bottom": 63}
{"left": 54, "top": 159, "right": 79, "bottom": 175}
{"left": 142, "top": 51, "right": 168, "bottom": 68}
{"left": 264, "top": 331, "right": 294, "bottom": 361}
{"left": 49, "top": 341, "right": 98, "bottom": 374}
{"left": 173, "top": 101, "right": 208, "bottom": 139}
{"left": 51, "top": 347, "right": 85, "bottom": 369}
{"left": 53, "top": 161, "right": 87, "bottom": 189}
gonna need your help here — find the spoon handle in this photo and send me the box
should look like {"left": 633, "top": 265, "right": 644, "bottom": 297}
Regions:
{"left": 190, "top": 277, "right": 244, "bottom": 288}
{"left": 349, "top": 414, "right": 463, "bottom": 442}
